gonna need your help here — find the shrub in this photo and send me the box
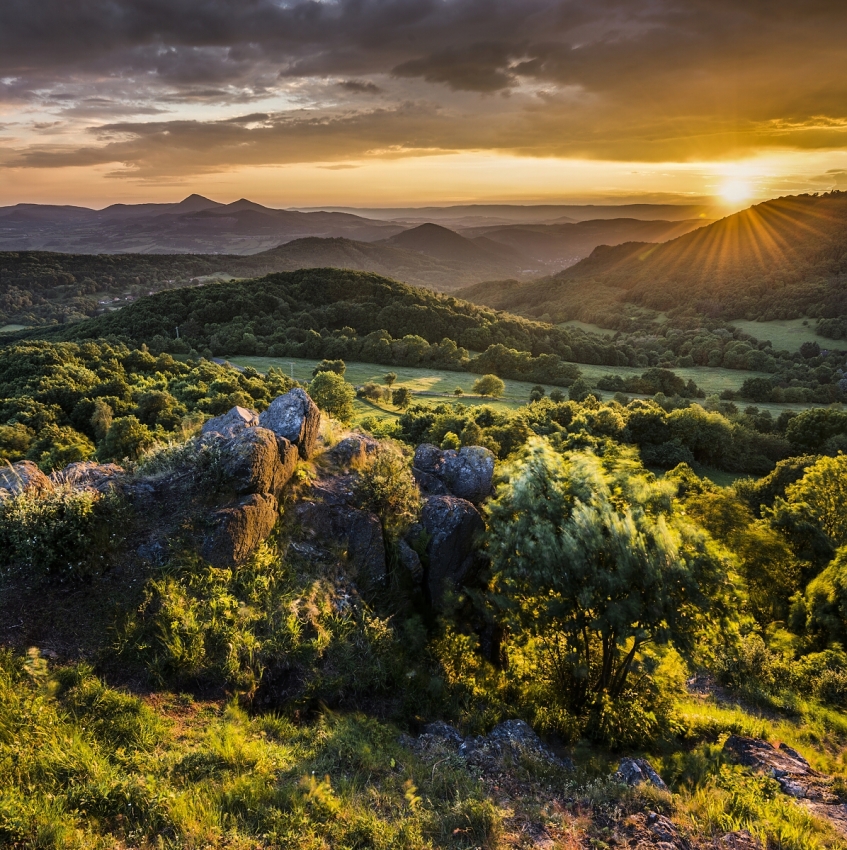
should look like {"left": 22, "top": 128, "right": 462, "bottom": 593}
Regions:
{"left": 0, "top": 486, "right": 120, "bottom": 581}
{"left": 472, "top": 374, "right": 505, "bottom": 398}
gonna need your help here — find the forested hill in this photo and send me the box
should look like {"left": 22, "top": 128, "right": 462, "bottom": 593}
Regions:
{"left": 12, "top": 268, "right": 627, "bottom": 378}
{"left": 0, "top": 236, "right": 528, "bottom": 328}
{"left": 457, "top": 191, "right": 847, "bottom": 325}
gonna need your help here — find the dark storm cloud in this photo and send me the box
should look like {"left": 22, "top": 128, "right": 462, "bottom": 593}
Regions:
{"left": 2, "top": 0, "right": 847, "bottom": 175}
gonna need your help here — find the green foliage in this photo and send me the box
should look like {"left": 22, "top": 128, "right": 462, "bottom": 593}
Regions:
{"left": 99, "top": 415, "right": 155, "bottom": 462}
{"left": 0, "top": 485, "right": 121, "bottom": 581}
{"left": 352, "top": 442, "right": 421, "bottom": 539}
{"left": 308, "top": 370, "right": 355, "bottom": 423}
{"left": 392, "top": 386, "right": 413, "bottom": 409}
{"left": 471, "top": 374, "right": 505, "bottom": 397}
{"left": 384, "top": 371, "right": 397, "bottom": 387}
{"left": 485, "top": 438, "right": 730, "bottom": 735}
{"left": 312, "top": 358, "right": 346, "bottom": 377}
{"left": 785, "top": 454, "right": 847, "bottom": 547}
{"left": 0, "top": 650, "right": 502, "bottom": 849}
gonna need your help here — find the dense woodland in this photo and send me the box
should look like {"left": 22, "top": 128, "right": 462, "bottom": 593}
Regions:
{"left": 7, "top": 267, "right": 847, "bottom": 404}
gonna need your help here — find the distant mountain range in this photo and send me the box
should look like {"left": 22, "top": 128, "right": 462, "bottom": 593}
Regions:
{"left": 0, "top": 195, "right": 709, "bottom": 273}
{"left": 455, "top": 192, "right": 847, "bottom": 324}
{"left": 0, "top": 194, "right": 404, "bottom": 255}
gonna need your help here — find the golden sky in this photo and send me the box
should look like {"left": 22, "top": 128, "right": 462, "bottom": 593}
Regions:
{"left": 1, "top": 0, "right": 846, "bottom": 208}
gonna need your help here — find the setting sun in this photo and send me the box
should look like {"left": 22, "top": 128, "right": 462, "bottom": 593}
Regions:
{"left": 719, "top": 178, "right": 753, "bottom": 205}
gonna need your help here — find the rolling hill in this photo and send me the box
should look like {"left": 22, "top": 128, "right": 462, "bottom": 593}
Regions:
{"left": 457, "top": 217, "right": 709, "bottom": 267}
{"left": 456, "top": 192, "right": 847, "bottom": 325}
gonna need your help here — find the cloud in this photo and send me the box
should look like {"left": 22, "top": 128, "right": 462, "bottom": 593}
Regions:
{"left": 1, "top": 0, "right": 846, "bottom": 176}
{"left": 337, "top": 80, "right": 383, "bottom": 94}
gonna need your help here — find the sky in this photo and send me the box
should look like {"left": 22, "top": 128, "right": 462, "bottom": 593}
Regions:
{"left": 1, "top": 0, "right": 847, "bottom": 208}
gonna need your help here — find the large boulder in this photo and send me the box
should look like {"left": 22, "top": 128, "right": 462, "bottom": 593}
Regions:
{"left": 614, "top": 757, "right": 669, "bottom": 791}
{"left": 201, "top": 405, "right": 259, "bottom": 438}
{"left": 51, "top": 461, "right": 124, "bottom": 493}
{"left": 0, "top": 460, "right": 52, "bottom": 501}
{"left": 293, "top": 501, "right": 386, "bottom": 585}
{"left": 420, "top": 495, "right": 484, "bottom": 607}
{"left": 259, "top": 389, "right": 321, "bottom": 459}
{"left": 216, "top": 426, "right": 298, "bottom": 499}
{"left": 325, "top": 433, "right": 379, "bottom": 469}
{"left": 413, "top": 444, "right": 494, "bottom": 503}
{"left": 201, "top": 493, "right": 279, "bottom": 567}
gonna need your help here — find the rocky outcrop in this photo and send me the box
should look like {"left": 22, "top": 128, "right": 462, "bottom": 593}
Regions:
{"left": 614, "top": 757, "right": 668, "bottom": 792}
{"left": 50, "top": 461, "right": 123, "bottom": 493}
{"left": 325, "top": 433, "right": 379, "bottom": 468}
{"left": 294, "top": 500, "right": 386, "bottom": 584}
{"left": 0, "top": 460, "right": 52, "bottom": 500}
{"left": 397, "top": 538, "right": 423, "bottom": 582}
{"left": 259, "top": 388, "right": 321, "bottom": 459}
{"left": 201, "top": 405, "right": 259, "bottom": 438}
{"left": 413, "top": 444, "right": 494, "bottom": 503}
{"left": 201, "top": 493, "right": 279, "bottom": 567}
{"left": 420, "top": 495, "right": 484, "bottom": 607}
{"left": 214, "top": 426, "right": 298, "bottom": 500}
{"left": 723, "top": 735, "right": 847, "bottom": 837}
{"left": 412, "top": 718, "right": 573, "bottom": 774}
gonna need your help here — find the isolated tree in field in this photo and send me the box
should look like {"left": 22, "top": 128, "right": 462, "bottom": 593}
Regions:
{"left": 472, "top": 374, "right": 505, "bottom": 398}
{"left": 485, "top": 438, "right": 728, "bottom": 715}
{"left": 392, "top": 387, "right": 412, "bottom": 409}
{"left": 568, "top": 377, "right": 592, "bottom": 402}
{"left": 384, "top": 372, "right": 398, "bottom": 387}
{"left": 309, "top": 371, "right": 355, "bottom": 423}
{"left": 454, "top": 386, "right": 464, "bottom": 397}
{"left": 530, "top": 385, "right": 545, "bottom": 403}
{"left": 312, "top": 359, "right": 346, "bottom": 377}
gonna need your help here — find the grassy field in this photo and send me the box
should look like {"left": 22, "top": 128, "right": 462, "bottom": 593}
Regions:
{"left": 229, "top": 355, "right": 563, "bottom": 422}
{"left": 558, "top": 319, "right": 614, "bottom": 336}
{"left": 229, "top": 355, "right": 832, "bottom": 422}
{"left": 729, "top": 318, "right": 834, "bottom": 352}
{"left": 0, "top": 324, "right": 27, "bottom": 334}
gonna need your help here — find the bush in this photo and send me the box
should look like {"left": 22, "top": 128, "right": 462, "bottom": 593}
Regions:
{"left": 472, "top": 374, "right": 505, "bottom": 397}
{"left": 0, "top": 486, "right": 120, "bottom": 581}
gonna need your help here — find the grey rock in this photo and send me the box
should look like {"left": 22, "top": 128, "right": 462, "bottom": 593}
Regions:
{"left": 201, "top": 493, "right": 279, "bottom": 567}
{"left": 460, "top": 719, "right": 573, "bottom": 773}
{"left": 412, "top": 444, "right": 494, "bottom": 503}
{"left": 413, "top": 443, "right": 447, "bottom": 476}
{"left": 442, "top": 446, "right": 495, "bottom": 502}
{"left": 259, "top": 389, "right": 321, "bottom": 459}
{"left": 420, "top": 495, "right": 484, "bottom": 608}
{"left": 294, "top": 501, "right": 386, "bottom": 584}
{"left": 615, "top": 757, "right": 669, "bottom": 792}
{"left": 723, "top": 735, "right": 812, "bottom": 775}
{"left": 201, "top": 405, "right": 259, "bottom": 438}
{"left": 714, "top": 831, "right": 763, "bottom": 850}
{"left": 398, "top": 539, "right": 423, "bottom": 582}
{"left": 51, "top": 461, "right": 124, "bottom": 493}
{"left": 0, "top": 460, "right": 52, "bottom": 500}
{"left": 326, "top": 433, "right": 379, "bottom": 468}
{"left": 412, "top": 467, "right": 449, "bottom": 496}
{"left": 217, "top": 426, "right": 297, "bottom": 499}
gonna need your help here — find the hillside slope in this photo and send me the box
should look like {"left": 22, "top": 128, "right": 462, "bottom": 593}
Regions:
{"left": 459, "top": 217, "right": 708, "bottom": 265}
{"left": 457, "top": 192, "right": 847, "bottom": 324}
